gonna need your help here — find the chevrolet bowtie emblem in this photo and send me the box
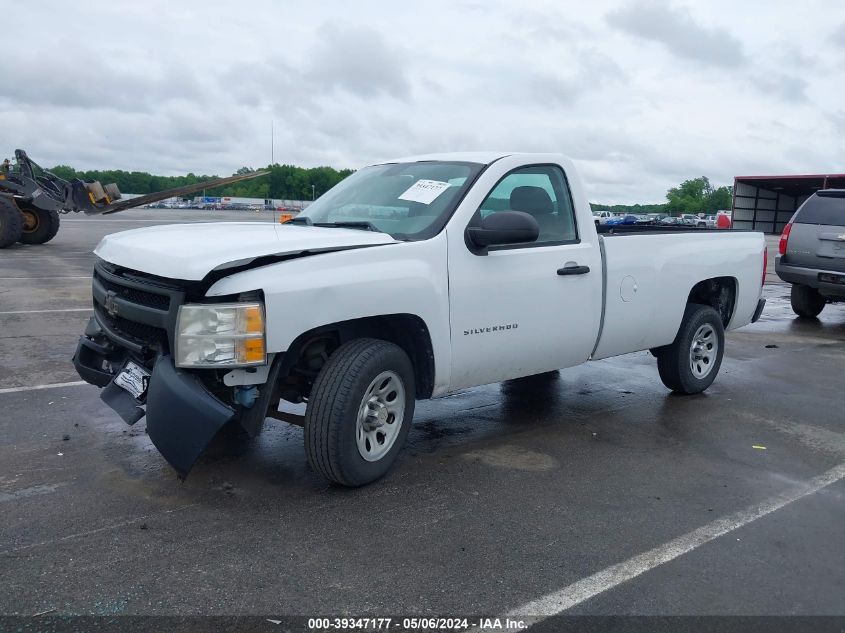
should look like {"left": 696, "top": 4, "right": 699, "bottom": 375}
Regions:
{"left": 103, "top": 290, "right": 119, "bottom": 317}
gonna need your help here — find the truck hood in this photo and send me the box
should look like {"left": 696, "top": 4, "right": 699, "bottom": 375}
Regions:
{"left": 93, "top": 222, "right": 398, "bottom": 280}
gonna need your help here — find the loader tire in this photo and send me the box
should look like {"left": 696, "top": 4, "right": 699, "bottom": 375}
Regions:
{"left": 0, "top": 198, "right": 24, "bottom": 248}
{"left": 19, "top": 207, "right": 61, "bottom": 245}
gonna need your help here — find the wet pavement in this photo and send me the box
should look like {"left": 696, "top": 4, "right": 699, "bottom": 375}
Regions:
{"left": 0, "top": 219, "right": 843, "bottom": 618}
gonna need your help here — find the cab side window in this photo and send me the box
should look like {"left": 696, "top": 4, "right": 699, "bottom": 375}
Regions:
{"left": 477, "top": 165, "right": 577, "bottom": 244}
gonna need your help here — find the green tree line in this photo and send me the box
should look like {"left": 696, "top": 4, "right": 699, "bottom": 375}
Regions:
{"left": 592, "top": 177, "right": 733, "bottom": 215}
{"left": 48, "top": 162, "right": 731, "bottom": 212}
{"left": 48, "top": 163, "right": 354, "bottom": 201}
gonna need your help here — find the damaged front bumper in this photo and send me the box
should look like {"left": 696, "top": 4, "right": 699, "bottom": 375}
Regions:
{"left": 73, "top": 316, "right": 235, "bottom": 476}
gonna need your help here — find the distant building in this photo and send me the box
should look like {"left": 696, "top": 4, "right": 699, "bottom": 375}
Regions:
{"left": 732, "top": 174, "right": 845, "bottom": 233}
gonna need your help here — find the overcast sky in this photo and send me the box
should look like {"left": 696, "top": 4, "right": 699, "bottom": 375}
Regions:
{"left": 3, "top": 0, "right": 843, "bottom": 203}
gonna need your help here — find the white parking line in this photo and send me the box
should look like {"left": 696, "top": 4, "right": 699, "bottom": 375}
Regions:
{"left": 0, "top": 308, "right": 91, "bottom": 315}
{"left": 0, "top": 381, "right": 87, "bottom": 394}
{"left": 512, "top": 462, "right": 845, "bottom": 621}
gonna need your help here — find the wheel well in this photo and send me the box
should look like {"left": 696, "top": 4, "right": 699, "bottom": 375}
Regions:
{"left": 687, "top": 277, "right": 737, "bottom": 327}
{"left": 277, "top": 314, "right": 436, "bottom": 401}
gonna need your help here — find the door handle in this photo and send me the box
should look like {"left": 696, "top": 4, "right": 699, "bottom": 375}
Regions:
{"left": 557, "top": 264, "right": 590, "bottom": 276}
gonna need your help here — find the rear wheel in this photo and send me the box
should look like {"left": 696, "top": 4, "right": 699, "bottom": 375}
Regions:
{"left": 0, "top": 197, "right": 24, "bottom": 248}
{"left": 304, "top": 338, "right": 415, "bottom": 486}
{"left": 656, "top": 304, "right": 724, "bottom": 394}
{"left": 790, "top": 284, "right": 825, "bottom": 318}
{"left": 19, "top": 207, "right": 61, "bottom": 245}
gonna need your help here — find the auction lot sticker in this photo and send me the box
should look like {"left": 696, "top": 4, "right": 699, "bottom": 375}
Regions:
{"left": 398, "top": 179, "right": 451, "bottom": 204}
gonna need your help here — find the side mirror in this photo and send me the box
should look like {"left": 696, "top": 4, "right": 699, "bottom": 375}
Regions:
{"left": 466, "top": 211, "right": 539, "bottom": 249}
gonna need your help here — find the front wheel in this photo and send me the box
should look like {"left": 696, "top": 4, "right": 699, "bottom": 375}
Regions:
{"left": 790, "top": 284, "right": 825, "bottom": 318}
{"left": 656, "top": 304, "right": 725, "bottom": 394}
{"left": 304, "top": 338, "right": 415, "bottom": 486}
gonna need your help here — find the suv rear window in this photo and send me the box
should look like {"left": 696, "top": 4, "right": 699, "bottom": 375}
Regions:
{"left": 795, "top": 192, "right": 845, "bottom": 226}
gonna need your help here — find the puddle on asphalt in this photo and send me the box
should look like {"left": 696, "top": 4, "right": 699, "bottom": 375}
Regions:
{"left": 463, "top": 444, "right": 558, "bottom": 471}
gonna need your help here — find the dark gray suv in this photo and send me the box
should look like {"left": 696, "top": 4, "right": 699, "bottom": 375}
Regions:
{"left": 776, "top": 190, "right": 845, "bottom": 317}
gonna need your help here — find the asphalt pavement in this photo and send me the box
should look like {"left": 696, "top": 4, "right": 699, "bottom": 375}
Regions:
{"left": 0, "top": 214, "right": 843, "bottom": 622}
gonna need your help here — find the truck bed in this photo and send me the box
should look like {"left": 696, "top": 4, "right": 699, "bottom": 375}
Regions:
{"left": 592, "top": 229, "right": 765, "bottom": 360}
{"left": 596, "top": 225, "right": 737, "bottom": 235}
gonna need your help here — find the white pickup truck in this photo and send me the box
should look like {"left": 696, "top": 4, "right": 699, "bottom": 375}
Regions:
{"left": 73, "top": 152, "right": 767, "bottom": 486}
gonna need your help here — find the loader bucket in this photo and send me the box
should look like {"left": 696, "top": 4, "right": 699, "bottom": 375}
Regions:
{"left": 85, "top": 181, "right": 108, "bottom": 204}
{"left": 103, "top": 183, "right": 122, "bottom": 202}
{"left": 89, "top": 170, "right": 269, "bottom": 215}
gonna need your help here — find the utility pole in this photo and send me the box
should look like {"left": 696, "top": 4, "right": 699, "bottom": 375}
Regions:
{"left": 312, "top": 184, "right": 315, "bottom": 201}
{"left": 271, "top": 120, "right": 274, "bottom": 166}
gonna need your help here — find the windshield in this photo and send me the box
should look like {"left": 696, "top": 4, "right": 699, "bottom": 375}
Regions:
{"left": 294, "top": 161, "right": 483, "bottom": 240}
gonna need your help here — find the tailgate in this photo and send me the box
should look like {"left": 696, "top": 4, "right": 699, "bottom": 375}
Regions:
{"left": 816, "top": 227, "right": 845, "bottom": 271}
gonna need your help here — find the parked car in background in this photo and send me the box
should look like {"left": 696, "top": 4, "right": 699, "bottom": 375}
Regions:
{"left": 681, "top": 214, "right": 699, "bottom": 226}
{"left": 607, "top": 214, "right": 640, "bottom": 226}
{"left": 640, "top": 213, "right": 666, "bottom": 225}
{"left": 690, "top": 215, "right": 714, "bottom": 228}
{"left": 775, "top": 189, "right": 845, "bottom": 317}
{"left": 661, "top": 216, "right": 681, "bottom": 226}
{"left": 593, "top": 210, "right": 615, "bottom": 226}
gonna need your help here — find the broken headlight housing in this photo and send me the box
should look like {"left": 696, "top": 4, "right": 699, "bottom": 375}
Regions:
{"left": 175, "top": 303, "right": 266, "bottom": 368}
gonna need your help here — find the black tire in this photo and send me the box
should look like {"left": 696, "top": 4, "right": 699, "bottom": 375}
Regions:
{"left": 656, "top": 304, "right": 725, "bottom": 394}
{"left": 790, "top": 284, "right": 825, "bottom": 318}
{"left": 304, "top": 338, "right": 415, "bottom": 486}
{"left": 19, "top": 207, "right": 61, "bottom": 245}
{"left": 0, "top": 197, "right": 24, "bottom": 248}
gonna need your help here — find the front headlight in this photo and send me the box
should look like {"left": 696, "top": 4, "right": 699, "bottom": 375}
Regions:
{"left": 175, "top": 302, "right": 266, "bottom": 368}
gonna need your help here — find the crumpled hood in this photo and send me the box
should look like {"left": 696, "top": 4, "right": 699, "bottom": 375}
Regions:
{"left": 93, "top": 222, "right": 397, "bottom": 280}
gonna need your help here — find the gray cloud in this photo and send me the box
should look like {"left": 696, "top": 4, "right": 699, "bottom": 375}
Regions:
{"left": 607, "top": 0, "right": 746, "bottom": 68}
{"left": 750, "top": 73, "right": 809, "bottom": 104}
{"left": 218, "top": 21, "right": 410, "bottom": 109}
{"left": 1, "top": 0, "right": 841, "bottom": 204}
{"left": 306, "top": 22, "right": 411, "bottom": 100}
{"left": 0, "top": 49, "right": 206, "bottom": 112}
{"left": 832, "top": 23, "right": 845, "bottom": 47}
{"left": 528, "top": 50, "right": 626, "bottom": 107}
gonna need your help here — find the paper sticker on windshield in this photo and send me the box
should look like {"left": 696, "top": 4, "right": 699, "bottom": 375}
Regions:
{"left": 398, "top": 180, "right": 451, "bottom": 205}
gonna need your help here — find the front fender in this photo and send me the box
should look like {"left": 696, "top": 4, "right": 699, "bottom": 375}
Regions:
{"left": 205, "top": 236, "right": 451, "bottom": 394}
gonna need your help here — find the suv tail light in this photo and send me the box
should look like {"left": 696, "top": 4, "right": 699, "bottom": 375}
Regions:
{"left": 778, "top": 222, "right": 792, "bottom": 255}
{"left": 762, "top": 247, "right": 768, "bottom": 285}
